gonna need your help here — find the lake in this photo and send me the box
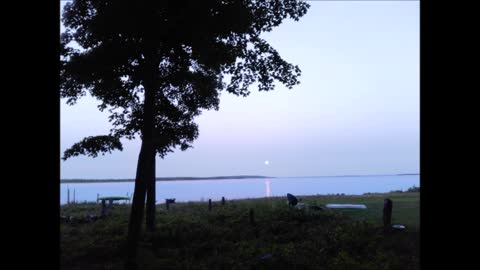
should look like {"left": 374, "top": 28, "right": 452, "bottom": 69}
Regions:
{"left": 60, "top": 175, "right": 419, "bottom": 205}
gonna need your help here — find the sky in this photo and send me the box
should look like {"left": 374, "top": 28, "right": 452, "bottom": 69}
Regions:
{"left": 60, "top": 1, "right": 419, "bottom": 179}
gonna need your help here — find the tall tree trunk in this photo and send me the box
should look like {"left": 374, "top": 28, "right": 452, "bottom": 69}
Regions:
{"left": 125, "top": 71, "right": 156, "bottom": 270}
{"left": 124, "top": 142, "right": 152, "bottom": 270}
{"left": 144, "top": 52, "right": 160, "bottom": 232}
{"left": 145, "top": 153, "right": 156, "bottom": 231}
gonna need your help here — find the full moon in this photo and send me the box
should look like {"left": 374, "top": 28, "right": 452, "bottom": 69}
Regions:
{"left": 264, "top": 160, "right": 269, "bottom": 166}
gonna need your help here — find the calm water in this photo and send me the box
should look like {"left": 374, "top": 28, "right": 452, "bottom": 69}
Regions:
{"left": 60, "top": 175, "right": 419, "bottom": 205}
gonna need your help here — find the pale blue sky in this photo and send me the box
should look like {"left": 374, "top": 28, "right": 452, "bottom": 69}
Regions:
{"left": 61, "top": 1, "right": 419, "bottom": 179}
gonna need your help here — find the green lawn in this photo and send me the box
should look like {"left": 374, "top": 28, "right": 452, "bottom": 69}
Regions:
{"left": 297, "top": 192, "right": 420, "bottom": 230}
{"left": 61, "top": 192, "right": 419, "bottom": 270}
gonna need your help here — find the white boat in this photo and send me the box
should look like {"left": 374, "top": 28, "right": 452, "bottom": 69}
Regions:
{"left": 325, "top": 204, "right": 367, "bottom": 209}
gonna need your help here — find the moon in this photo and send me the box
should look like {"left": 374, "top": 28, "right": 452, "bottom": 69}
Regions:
{"left": 264, "top": 160, "right": 269, "bottom": 166}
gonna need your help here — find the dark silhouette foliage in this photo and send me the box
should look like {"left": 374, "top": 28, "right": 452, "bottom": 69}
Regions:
{"left": 62, "top": 135, "right": 123, "bottom": 160}
{"left": 61, "top": 1, "right": 309, "bottom": 158}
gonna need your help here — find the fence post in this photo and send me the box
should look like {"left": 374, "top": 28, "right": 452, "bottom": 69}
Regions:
{"left": 67, "top": 189, "right": 70, "bottom": 204}
{"left": 73, "top": 189, "right": 76, "bottom": 204}
{"left": 101, "top": 200, "right": 106, "bottom": 216}
{"left": 383, "top": 198, "right": 393, "bottom": 233}
{"left": 208, "top": 199, "right": 212, "bottom": 211}
{"left": 221, "top": 197, "right": 225, "bottom": 206}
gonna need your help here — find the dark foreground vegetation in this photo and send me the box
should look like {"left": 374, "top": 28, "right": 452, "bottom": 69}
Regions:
{"left": 61, "top": 192, "right": 419, "bottom": 270}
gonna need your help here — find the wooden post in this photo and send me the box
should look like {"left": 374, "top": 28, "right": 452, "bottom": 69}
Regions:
{"left": 97, "top": 194, "right": 99, "bottom": 203}
{"left": 221, "top": 197, "right": 225, "bottom": 206}
{"left": 73, "top": 189, "right": 76, "bottom": 204}
{"left": 108, "top": 199, "right": 114, "bottom": 214}
{"left": 101, "top": 200, "right": 106, "bottom": 216}
{"left": 208, "top": 199, "right": 212, "bottom": 211}
{"left": 67, "top": 188, "right": 70, "bottom": 204}
{"left": 383, "top": 199, "right": 393, "bottom": 232}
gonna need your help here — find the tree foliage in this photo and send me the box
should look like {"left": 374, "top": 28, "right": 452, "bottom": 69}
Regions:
{"left": 62, "top": 135, "right": 123, "bottom": 160}
{"left": 61, "top": 0, "right": 310, "bottom": 159}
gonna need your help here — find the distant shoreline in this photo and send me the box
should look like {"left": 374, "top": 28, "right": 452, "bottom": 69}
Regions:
{"left": 60, "top": 175, "right": 270, "bottom": 183}
{"left": 60, "top": 173, "right": 418, "bottom": 183}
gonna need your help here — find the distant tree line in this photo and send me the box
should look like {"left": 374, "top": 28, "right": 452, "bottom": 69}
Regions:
{"left": 389, "top": 185, "right": 420, "bottom": 193}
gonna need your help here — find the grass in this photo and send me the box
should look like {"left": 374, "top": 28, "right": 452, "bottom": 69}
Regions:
{"left": 61, "top": 192, "right": 419, "bottom": 270}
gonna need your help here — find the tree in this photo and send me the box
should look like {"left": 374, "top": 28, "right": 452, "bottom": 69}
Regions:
{"left": 61, "top": 0, "right": 309, "bottom": 269}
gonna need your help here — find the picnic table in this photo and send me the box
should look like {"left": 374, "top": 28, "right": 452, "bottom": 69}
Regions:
{"left": 97, "top": 196, "right": 131, "bottom": 216}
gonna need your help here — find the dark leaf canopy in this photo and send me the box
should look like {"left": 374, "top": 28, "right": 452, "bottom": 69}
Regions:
{"left": 62, "top": 135, "right": 123, "bottom": 160}
{"left": 61, "top": 0, "right": 309, "bottom": 160}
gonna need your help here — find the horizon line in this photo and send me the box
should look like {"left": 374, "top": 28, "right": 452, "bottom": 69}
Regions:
{"left": 61, "top": 172, "right": 419, "bottom": 181}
